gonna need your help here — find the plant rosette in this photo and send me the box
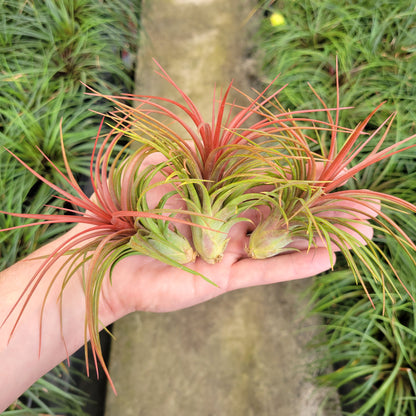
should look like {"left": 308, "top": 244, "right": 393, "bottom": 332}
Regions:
{"left": 0, "top": 118, "right": 217, "bottom": 386}
{"left": 246, "top": 81, "right": 416, "bottom": 305}
{"left": 88, "top": 62, "right": 336, "bottom": 262}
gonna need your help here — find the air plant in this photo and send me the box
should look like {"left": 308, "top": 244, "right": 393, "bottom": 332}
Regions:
{"left": 110, "top": 142, "right": 197, "bottom": 264}
{"left": 87, "top": 61, "right": 416, "bottom": 300}
{"left": 87, "top": 62, "right": 416, "bottom": 305}
{"left": 86, "top": 81, "right": 261, "bottom": 262}
{"left": 0, "top": 117, "right": 214, "bottom": 390}
{"left": 246, "top": 72, "right": 416, "bottom": 305}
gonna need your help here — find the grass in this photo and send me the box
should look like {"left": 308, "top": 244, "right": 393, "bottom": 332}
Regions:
{"left": 309, "top": 271, "right": 416, "bottom": 415}
{"left": 259, "top": 1, "right": 416, "bottom": 413}
{"left": 0, "top": 0, "right": 140, "bottom": 414}
{"left": 259, "top": 0, "right": 416, "bottom": 172}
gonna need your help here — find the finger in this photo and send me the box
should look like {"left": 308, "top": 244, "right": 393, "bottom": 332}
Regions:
{"left": 223, "top": 220, "right": 254, "bottom": 259}
{"left": 317, "top": 198, "right": 381, "bottom": 221}
{"left": 311, "top": 218, "right": 375, "bottom": 251}
{"left": 227, "top": 247, "right": 335, "bottom": 291}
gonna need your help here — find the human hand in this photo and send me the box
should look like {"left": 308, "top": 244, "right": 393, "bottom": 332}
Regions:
{"left": 0, "top": 148, "right": 376, "bottom": 412}
{"left": 94, "top": 151, "right": 377, "bottom": 321}
{"left": 99, "top": 210, "right": 375, "bottom": 321}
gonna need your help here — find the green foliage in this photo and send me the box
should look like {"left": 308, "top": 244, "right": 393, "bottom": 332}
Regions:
{"left": 0, "top": 0, "right": 140, "bottom": 413}
{"left": 259, "top": 0, "right": 416, "bottom": 184}
{"left": 260, "top": 1, "right": 416, "bottom": 413}
{"left": 310, "top": 271, "right": 416, "bottom": 415}
{"left": 0, "top": 0, "right": 137, "bottom": 92}
{"left": 0, "top": 0, "right": 140, "bottom": 271}
{"left": 260, "top": 1, "right": 416, "bottom": 122}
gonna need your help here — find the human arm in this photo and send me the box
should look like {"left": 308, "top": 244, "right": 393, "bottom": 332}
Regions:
{"left": 0, "top": 212, "right": 366, "bottom": 412}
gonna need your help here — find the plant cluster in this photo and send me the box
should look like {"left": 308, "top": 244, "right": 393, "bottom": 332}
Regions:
{"left": 93, "top": 63, "right": 416, "bottom": 297}
{"left": 310, "top": 271, "right": 416, "bottom": 415}
{"left": 0, "top": 0, "right": 140, "bottom": 413}
{"left": 2, "top": 62, "right": 416, "bottom": 396}
{"left": 259, "top": 0, "right": 416, "bottom": 144}
{"left": 0, "top": 0, "right": 139, "bottom": 269}
{"left": 259, "top": 0, "right": 416, "bottom": 413}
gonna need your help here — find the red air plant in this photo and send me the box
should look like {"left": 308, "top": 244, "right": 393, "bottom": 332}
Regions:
{"left": 87, "top": 61, "right": 416, "bottom": 304}
{"left": 0, "top": 117, "right": 213, "bottom": 389}
{"left": 246, "top": 76, "right": 416, "bottom": 307}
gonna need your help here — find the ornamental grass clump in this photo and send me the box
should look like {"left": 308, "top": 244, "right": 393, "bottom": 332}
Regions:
{"left": 310, "top": 270, "right": 416, "bottom": 414}
{"left": 1, "top": 64, "right": 416, "bottom": 386}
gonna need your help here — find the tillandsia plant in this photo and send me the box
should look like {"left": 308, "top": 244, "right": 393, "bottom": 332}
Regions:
{"left": 109, "top": 141, "right": 197, "bottom": 265}
{"left": 246, "top": 72, "right": 416, "bottom": 305}
{"left": 0, "top": 118, "right": 214, "bottom": 390}
{"left": 86, "top": 61, "right": 345, "bottom": 263}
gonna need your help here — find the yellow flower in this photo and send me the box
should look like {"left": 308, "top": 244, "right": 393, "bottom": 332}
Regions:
{"left": 270, "top": 12, "right": 285, "bottom": 27}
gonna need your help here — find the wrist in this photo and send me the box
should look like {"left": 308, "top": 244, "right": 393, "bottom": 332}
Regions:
{"left": 0, "top": 230, "right": 88, "bottom": 409}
